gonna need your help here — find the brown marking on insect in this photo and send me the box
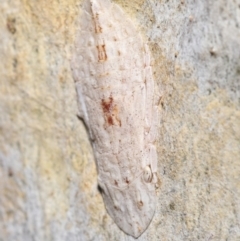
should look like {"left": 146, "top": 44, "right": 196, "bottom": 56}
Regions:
{"left": 93, "top": 13, "right": 102, "bottom": 33}
{"left": 8, "top": 168, "right": 13, "bottom": 177}
{"left": 210, "top": 47, "right": 217, "bottom": 57}
{"left": 97, "top": 44, "right": 107, "bottom": 62}
{"left": 102, "top": 96, "right": 113, "bottom": 112}
{"left": 114, "top": 180, "right": 118, "bottom": 186}
{"left": 137, "top": 200, "right": 144, "bottom": 209}
{"left": 114, "top": 205, "right": 120, "bottom": 211}
{"left": 107, "top": 116, "right": 114, "bottom": 125}
{"left": 101, "top": 96, "right": 121, "bottom": 127}
{"left": 6, "top": 17, "right": 16, "bottom": 34}
{"left": 125, "top": 177, "right": 130, "bottom": 184}
{"left": 137, "top": 224, "right": 142, "bottom": 233}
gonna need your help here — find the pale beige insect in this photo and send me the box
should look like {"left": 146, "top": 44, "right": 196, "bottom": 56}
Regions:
{"left": 71, "top": 0, "right": 159, "bottom": 237}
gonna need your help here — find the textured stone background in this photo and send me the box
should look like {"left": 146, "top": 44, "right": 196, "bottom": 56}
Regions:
{"left": 0, "top": 0, "right": 239, "bottom": 240}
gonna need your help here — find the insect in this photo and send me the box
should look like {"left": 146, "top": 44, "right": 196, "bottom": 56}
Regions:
{"left": 71, "top": 0, "right": 159, "bottom": 237}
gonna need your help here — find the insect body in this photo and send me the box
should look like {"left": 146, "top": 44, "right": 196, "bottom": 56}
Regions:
{"left": 71, "top": 0, "right": 159, "bottom": 237}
